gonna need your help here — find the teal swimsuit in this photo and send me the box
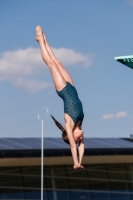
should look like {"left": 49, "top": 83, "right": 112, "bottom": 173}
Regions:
{"left": 56, "top": 82, "right": 84, "bottom": 125}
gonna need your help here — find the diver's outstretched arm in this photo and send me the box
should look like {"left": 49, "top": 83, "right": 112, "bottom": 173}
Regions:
{"left": 78, "top": 137, "right": 84, "bottom": 169}
{"left": 65, "top": 123, "right": 79, "bottom": 166}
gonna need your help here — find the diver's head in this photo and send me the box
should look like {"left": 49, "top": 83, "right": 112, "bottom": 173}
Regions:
{"left": 62, "top": 129, "right": 84, "bottom": 145}
{"left": 73, "top": 129, "right": 84, "bottom": 144}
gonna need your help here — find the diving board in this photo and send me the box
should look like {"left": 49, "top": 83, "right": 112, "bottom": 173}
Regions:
{"left": 114, "top": 55, "right": 133, "bottom": 69}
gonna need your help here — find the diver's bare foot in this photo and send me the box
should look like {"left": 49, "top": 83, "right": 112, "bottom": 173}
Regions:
{"left": 36, "top": 25, "right": 44, "bottom": 42}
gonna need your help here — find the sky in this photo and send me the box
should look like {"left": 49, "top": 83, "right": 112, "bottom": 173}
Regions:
{"left": 0, "top": 0, "right": 133, "bottom": 138}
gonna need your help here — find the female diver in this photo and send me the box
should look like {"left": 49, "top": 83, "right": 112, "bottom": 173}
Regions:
{"left": 36, "top": 26, "right": 84, "bottom": 170}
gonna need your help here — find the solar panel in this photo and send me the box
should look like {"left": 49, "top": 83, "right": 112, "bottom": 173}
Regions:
{"left": 96, "top": 138, "right": 122, "bottom": 148}
{"left": 12, "top": 138, "right": 40, "bottom": 149}
{"left": 84, "top": 139, "right": 106, "bottom": 148}
{"left": 84, "top": 138, "right": 133, "bottom": 149}
{"left": 86, "top": 138, "right": 118, "bottom": 148}
{"left": 21, "top": 138, "right": 41, "bottom": 148}
{"left": 45, "top": 138, "right": 69, "bottom": 149}
{"left": 105, "top": 138, "right": 133, "bottom": 148}
{"left": 0, "top": 138, "right": 132, "bottom": 150}
{"left": 1, "top": 138, "right": 32, "bottom": 149}
{"left": 0, "top": 142, "right": 13, "bottom": 149}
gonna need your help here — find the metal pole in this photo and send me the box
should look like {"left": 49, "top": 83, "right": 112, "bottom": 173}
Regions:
{"left": 38, "top": 107, "right": 49, "bottom": 200}
{"left": 41, "top": 120, "right": 44, "bottom": 200}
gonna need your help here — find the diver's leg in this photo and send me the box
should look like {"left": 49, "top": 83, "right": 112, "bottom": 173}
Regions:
{"left": 36, "top": 26, "right": 66, "bottom": 91}
{"left": 43, "top": 32, "right": 74, "bottom": 86}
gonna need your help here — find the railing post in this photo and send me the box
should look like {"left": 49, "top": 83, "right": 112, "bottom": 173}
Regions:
{"left": 38, "top": 107, "right": 49, "bottom": 200}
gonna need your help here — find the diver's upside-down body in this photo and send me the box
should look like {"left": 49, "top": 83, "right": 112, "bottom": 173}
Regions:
{"left": 36, "top": 25, "right": 84, "bottom": 170}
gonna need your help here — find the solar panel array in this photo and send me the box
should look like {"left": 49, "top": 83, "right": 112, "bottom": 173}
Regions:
{"left": 0, "top": 138, "right": 132, "bottom": 150}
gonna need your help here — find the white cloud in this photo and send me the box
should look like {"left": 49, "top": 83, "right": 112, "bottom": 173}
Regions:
{"left": 53, "top": 48, "right": 93, "bottom": 67}
{"left": 0, "top": 48, "right": 44, "bottom": 77}
{"left": 0, "top": 47, "right": 93, "bottom": 93}
{"left": 101, "top": 111, "right": 128, "bottom": 120}
{"left": 12, "top": 78, "right": 53, "bottom": 93}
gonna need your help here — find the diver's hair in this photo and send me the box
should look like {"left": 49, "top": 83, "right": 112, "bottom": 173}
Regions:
{"left": 50, "top": 115, "right": 70, "bottom": 145}
{"left": 62, "top": 130, "right": 70, "bottom": 145}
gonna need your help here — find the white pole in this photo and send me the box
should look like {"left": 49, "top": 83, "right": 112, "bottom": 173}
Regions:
{"left": 38, "top": 107, "right": 49, "bottom": 200}
{"left": 41, "top": 120, "right": 44, "bottom": 200}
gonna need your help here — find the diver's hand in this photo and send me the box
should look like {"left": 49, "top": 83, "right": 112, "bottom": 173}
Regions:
{"left": 79, "top": 165, "right": 84, "bottom": 170}
{"left": 73, "top": 164, "right": 84, "bottom": 170}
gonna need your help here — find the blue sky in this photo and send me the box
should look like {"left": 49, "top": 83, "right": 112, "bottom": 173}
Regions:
{"left": 0, "top": 0, "right": 133, "bottom": 138}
